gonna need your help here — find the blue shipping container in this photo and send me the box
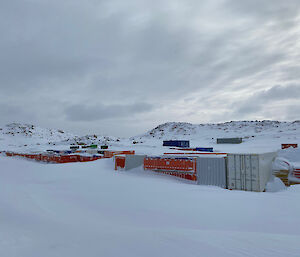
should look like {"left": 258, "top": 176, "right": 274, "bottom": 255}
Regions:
{"left": 163, "top": 140, "right": 190, "bottom": 148}
{"left": 195, "top": 147, "right": 213, "bottom": 152}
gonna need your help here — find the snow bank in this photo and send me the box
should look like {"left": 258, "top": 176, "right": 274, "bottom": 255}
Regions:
{"left": 265, "top": 177, "right": 287, "bottom": 192}
{"left": 1, "top": 157, "right": 300, "bottom": 257}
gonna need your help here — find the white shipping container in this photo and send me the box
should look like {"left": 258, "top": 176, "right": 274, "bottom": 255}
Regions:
{"left": 227, "top": 152, "right": 277, "bottom": 192}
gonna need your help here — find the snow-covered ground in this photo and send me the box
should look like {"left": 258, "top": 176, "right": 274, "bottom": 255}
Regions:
{"left": 1, "top": 157, "right": 300, "bottom": 257}
{"left": 1, "top": 121, "right": 300, "bottom": 256}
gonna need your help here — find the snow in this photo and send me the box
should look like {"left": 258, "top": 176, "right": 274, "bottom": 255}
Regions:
{"left": 1, "top": 157, "right": 300, "bottom": 256}
{"left": 265, "top": 177, "right": 287, "bottom": 192}
{"left": 1, "top": 121, "right": 300, "bottom": 256}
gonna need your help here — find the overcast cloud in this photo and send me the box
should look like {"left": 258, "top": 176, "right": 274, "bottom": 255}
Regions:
{"left": 1, "top": 0, "right": 300, "bottom": 136}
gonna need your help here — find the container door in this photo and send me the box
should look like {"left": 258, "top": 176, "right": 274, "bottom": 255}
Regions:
{"left": 244, "top": 155, "right": 251, "bottom": 191}
{"left": 244, "top": 155, "right": 259, "bottom": 191}
{"left": 227, "top": 155, "right": 242, "bottom": 190}
{"left": 228, "top": 154, "right": 260, "bottom": 191}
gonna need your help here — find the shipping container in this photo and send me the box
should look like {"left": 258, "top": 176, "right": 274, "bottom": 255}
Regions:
{"left": 125, "top": 155, "right": 146, "bottom": 170}
{"left": 144, "top": 156, "right": 197, "bottom": 181}
{"left": 115, "top": 155, "right": 126, "bottom": 170}
{"left": 227, "top": 152, "right": 277, "bottom": 192}
{"left": 164, "top": 152, "right": 227, "bottom": 156}
{"left": 196, "top": 157, "right": 227, "bottom": 188}
{"left": 281, "top": 144, "right": 298, "bottom": 149}
{"left": 5, "top": 151, "right": 102, "bottom": 164}
{"left": 217, "top": 138, "right": 242, "bottom": 144}
{"left": 144, "top": 156, "right": 196, "bottom": 172}
{"left": 103, "top": 150, "right": 135, "bottom": 158}
{"left": 163, "top": 140, "right": 190, "bottom": 148}
{"left": 195, "top": 147, "right": 213, "bottom": 152}
{"left": 86, "top": 149, "right": 99, "bottom": 154}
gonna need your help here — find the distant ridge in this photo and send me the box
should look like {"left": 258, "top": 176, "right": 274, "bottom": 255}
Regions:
{"left": 132, "top": 120, "right": 300, "bottom": 141}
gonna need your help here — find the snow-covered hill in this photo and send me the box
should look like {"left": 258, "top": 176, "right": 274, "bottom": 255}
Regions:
{"left": 0, "top": 123, "right": 116, "bottom": 152}
{"left": 136, "top": 120, "right": 300, "bottom": 140}
{"left": 131, "top": 120, "right": 300, "bottom": 153}
{"left": 1, "top": 120, "right": 300, "bottom": 153}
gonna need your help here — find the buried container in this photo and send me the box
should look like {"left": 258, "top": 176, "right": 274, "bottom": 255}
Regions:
{"left": 144, "top": 156, "right": 197, "bottom": 181}
{"left": 115, "top": 155, "right": 146, "bottom": 171}
{"left": 227, "top": 152, "right": 277, "bottom": 192}
{"left": 125, "top": 155, "right": 146, "bottom": 170}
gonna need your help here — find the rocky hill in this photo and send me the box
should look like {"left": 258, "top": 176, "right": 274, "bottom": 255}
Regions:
{"left": 0, "top": 123, "right": 116, "bottom": 151}
{"left": 133, "top": 120, "right": 300, "bottom": 141}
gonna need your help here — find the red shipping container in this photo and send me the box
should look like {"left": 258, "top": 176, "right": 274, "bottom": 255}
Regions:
{"left": 282, "top": 144, "right": 298, "bottom": 149}
{"left": 293, "top": 168, "right": 300, "bottom": 179}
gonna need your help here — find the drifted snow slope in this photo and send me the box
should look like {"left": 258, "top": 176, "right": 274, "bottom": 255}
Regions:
{"left": 1, "top": 157, "right": 300, "bottom": 257}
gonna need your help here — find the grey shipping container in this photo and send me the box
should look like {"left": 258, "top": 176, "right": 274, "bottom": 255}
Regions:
{"left": 217, "top": 138, "right": 242, "bottom": 144}
{"left": 196, "top": 157, "right": 227, "bottom": 188}
{"left": 227, "top": 152, "right": 277, "bottom": 192}
{"left": 125, "top": 155, "right": 146, "bottom": 170}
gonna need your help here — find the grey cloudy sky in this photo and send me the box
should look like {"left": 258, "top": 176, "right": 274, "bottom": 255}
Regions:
{"left": 1, "top": 0, "right": 300, "bottom": 136}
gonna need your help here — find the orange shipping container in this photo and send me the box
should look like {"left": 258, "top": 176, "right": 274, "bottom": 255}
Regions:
{"left": 144, "top": 157, "right": 197, "bottom": 181}
{"left": 115, "top": 156, "right": 126, "bottom": 170}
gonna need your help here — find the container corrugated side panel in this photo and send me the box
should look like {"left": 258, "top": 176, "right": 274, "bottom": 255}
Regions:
{"left": 125, "top": 155, "right": 146, "bottom": 170}
{"left": 227, "top": 155, "right": 239, "bottom": 190}
{"left": 197, "top": 157, "right": 227, "bottom": 188}
{"left": 245, "top": 155, "right": 260, "bottom": 192}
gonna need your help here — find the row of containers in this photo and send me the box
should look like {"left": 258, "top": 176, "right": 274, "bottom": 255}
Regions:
{"left": 162, "top": 138, "right": 243, "bottom": 147}
{"left": 3, "top": 150, "right": 135, "bottom": 164}
{"left": 163, "top": 140, "right": 298, "bottom": 149}
{"left": 115, "top": 152, "right": 300, "bottom": 192}
{"left": 69, "top": 144, "right": 108, "bottom": 150}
